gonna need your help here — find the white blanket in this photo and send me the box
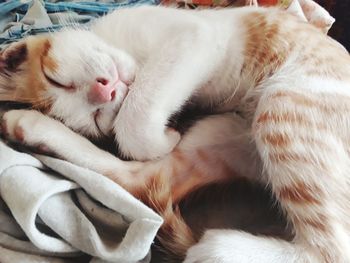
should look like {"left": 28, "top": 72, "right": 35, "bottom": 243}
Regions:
{"left": 0, "top": 140, "right": 163, "bottom": 263}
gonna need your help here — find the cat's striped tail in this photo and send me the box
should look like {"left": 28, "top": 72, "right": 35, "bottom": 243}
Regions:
{"left": 134, "top": 172, "right": 197, "bottom": 261}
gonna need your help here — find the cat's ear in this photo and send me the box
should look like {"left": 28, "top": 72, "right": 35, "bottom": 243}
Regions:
{"left": 0, "top": 42, "right": 27, "bottom": 71}
{"left": 0, "top": 42, "right": 28, "bottom": 101}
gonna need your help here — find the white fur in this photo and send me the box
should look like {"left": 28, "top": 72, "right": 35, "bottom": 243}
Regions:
{"left": 184, "top": 230, "right": 310, "bottom": 263}
{"left": 46, "top": 29, "right": 136, "bottom": 137}
{"left": 39, "top": 7, "right": 250, "bottom": 159}
{"left": 92, "top": 7, "right": 246, "bottom": 160}
{"left": 2, "top": 5, "right": 350, "bottom": 263}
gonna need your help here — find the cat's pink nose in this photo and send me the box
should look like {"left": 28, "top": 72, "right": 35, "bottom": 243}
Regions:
{"left": 88, "top": 78, "right": 116, "bottom": 104}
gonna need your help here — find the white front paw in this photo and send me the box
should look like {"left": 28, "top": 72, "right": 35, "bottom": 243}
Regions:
{"left": 110, "top": 49, "right": 137, "bottom": 85}
{"left": 116, "top": 126, "right": 181, "bottom": 161}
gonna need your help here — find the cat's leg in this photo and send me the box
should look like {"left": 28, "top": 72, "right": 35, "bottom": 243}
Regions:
{"left": 252, "top": 89, "right": 350, "bottom": 262}
{"left": 185, "top": 88, "right": 350, "bottom": 263}
{"left": 1, "top": 109, "right": 258, "bottom": 199}
{"left": 2, "top": 109, "right": 267, "bottom": 259}
{"left": 113, "top": 24, "right": 226, "bottom": 160}
{"left": 1, "top": 109, "right": 139, "bottom": 188}
{"left": 168, "top": 112, "right": 261, "bottom": 201}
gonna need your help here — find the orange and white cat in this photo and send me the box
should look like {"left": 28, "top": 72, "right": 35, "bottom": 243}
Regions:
{"left": 1, "top": 5, "right": 350, "bottom": 263}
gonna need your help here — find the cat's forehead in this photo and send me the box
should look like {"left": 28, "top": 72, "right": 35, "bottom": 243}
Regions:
{"left": 50, "top": 29, "right": 106, "bottom": 51}
{"left": 6, "top": 30, "right": 89, "bottom": 65}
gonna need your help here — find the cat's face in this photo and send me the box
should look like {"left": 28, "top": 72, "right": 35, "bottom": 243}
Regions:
{"left": 0, "top": 29, "right": 136, "bottom": 138}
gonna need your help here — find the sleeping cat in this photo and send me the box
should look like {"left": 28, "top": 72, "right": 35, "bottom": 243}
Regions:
{"left": 1, "top": 5, "right": 350, "bottom": 263}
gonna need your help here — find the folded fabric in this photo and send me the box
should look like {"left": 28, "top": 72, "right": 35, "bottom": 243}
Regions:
{"left": 0, "top": 140, "right": 163, "bottom": 263}
{"left": 0, "top": 0, "right": 160, "bottom": 50}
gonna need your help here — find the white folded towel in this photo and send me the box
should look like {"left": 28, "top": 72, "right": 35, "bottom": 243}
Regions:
{"left": 0, "top": 141, "right": 163, "bottom": 263}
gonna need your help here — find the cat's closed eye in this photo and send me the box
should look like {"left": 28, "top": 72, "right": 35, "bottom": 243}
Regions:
{"left": 42, "top": 68, "right": 75, "bottom": 91}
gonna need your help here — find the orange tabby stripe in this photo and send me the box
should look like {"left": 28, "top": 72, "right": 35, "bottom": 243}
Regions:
{"left": 256, "top": 111, "right": 329, "bottom": 131}
{"left": 262, "top": 132, "right": 330, "bottom": 151}
{"left": 270, "top": 152, "right": 310, "bottom": 164}
{"left": 302, "top": 217, "right": 328, "bottom": 232}
{"left": 242, "top": 11, "right": 293, "bottom": 83}
{"left": 270, "top": 91, "right": 350, "bottom": 113}
{"left": 257, "top": 112, "right": 308, "bottom": 125}
{"left": 278, "top": 182, "right": 321, "bottom": 205}
{"left": 262, "top": 133, "right": 291, "bottom": 147}
{"left": 292, "top": 213, "right": 329, "bottom": 233}
{"left": 269, "top": 152, "right": 327, "bottom": 170}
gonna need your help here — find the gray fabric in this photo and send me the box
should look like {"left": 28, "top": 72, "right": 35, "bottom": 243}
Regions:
{"left": 0, "top": 140, "right": 163, "bottom": 262}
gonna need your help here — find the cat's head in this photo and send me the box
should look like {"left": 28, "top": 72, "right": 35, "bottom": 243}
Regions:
{"left": 0, "top": 29, "right": 136, "bottom": 138}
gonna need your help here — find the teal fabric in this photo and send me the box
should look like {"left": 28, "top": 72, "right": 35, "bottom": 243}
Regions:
{"left": 0, "top": 0, "right": 159, "bottom": 49}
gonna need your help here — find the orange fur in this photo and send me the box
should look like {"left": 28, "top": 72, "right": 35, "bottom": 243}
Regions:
{"left": 100, "top": 144, "right": 240, "bottom": 261}
{"left": 277, "top": 181, "right": 322, "bottom": 205}
{"left": 2, "top": 6, "right": 350, "bottom": 262}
